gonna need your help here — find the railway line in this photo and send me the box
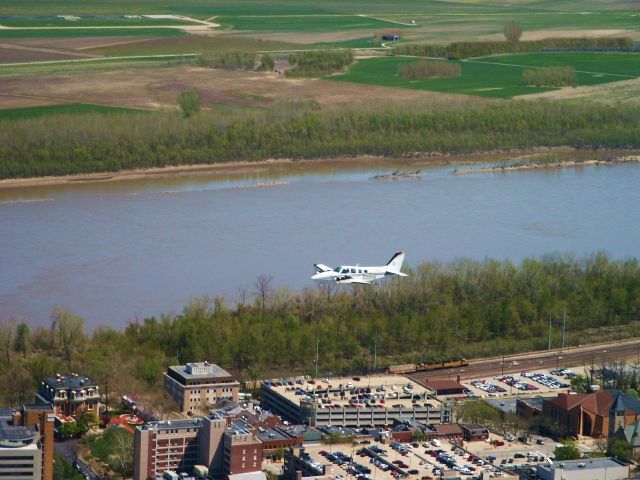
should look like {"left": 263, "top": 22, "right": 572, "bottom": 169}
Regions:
{"left": 409, "top": 338, "right": 640, "bottom": 383}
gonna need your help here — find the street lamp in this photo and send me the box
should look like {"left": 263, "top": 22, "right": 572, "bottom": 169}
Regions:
{"left": 556, "top": 354, "right": 563, "bottom": 370}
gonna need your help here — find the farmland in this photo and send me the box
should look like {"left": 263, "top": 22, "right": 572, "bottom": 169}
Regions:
{"left": 330, "top": 52, "right": 640, "bottom": 99}
{"left": 0, "top": 103, "right": 141, "bottom": 121}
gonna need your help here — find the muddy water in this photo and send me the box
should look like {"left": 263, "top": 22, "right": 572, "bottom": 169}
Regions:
{"left": 1, "top": 157, "right": 639, "bottom": 329}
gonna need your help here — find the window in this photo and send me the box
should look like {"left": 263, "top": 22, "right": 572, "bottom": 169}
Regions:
{"left": 350, "top": 268, "right": 356, "bottom": 273}
{"left": 341, "top": 268, "right": 348, "bottom": 274}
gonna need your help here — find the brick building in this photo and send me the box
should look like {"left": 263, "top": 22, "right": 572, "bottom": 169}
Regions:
{"left": 134, "top": 412, "right": 265, "bottom": 480}
{"left": 542, "top": 390, "right": 640, "bottom": 438}
{"left": 35, "top": 373, "right": 99, "bottom": 420}
{"left": 164, "top": 362, "right": 240, "bottom": 414}
{"left": 0, "top": 404, "right": 55, "bottom": 480}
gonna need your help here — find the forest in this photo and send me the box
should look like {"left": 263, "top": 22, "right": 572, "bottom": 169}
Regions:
{"left": 1, "top": 253, "right": 639, "bottom": 411}
{"left": 2, "top": 99, "right": 640, "bottom": 179}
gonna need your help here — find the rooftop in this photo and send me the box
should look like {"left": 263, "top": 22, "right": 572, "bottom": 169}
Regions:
{"left": 264, "top": 374, "right": 438, "bottom": 410}
{"left": 139, "top": 418, "right": 203, "bottom": 431}
{"left": 167, "top": 362, "right": 234, "bottom": 381}
{"left": 421, "top": 380, "right": 466, "bottom": 392}
{"left": 543, "top": 457, "right": 627, "bottom": 471}
{"left": 43, "top": 373, "right": 97, "bottom": 390}
{"left": 0, "top": 414, "right": 38, "bottom": 446}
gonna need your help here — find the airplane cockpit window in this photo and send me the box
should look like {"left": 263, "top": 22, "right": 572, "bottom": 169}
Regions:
{"left": 350, "top": 268, "right": 356, "bottom": 273}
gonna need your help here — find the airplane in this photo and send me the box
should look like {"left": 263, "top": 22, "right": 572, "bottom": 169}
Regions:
{"left": 311, "top": 252, "right": 408, "bottom": 285}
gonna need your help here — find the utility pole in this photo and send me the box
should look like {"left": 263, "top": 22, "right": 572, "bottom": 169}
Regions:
{"left": 548, "top": 313, "right": 552, "bottom": 350}
{"left": 373, "top": 330, "right": 378, "bottom": 371}
{"left": 315, "top": 328, "right": 319, "bottom": 378}
{"left": 561, "top": 306, "right": 567, "bottom": 349}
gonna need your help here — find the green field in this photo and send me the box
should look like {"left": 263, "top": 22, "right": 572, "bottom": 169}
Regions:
{"left": 329, "top": 52, "right": 640, "bottom": 99}
{"left": 0, "top": 27, "right": 185, "bottom": 39}
{"left": 0, "top": 16, "right": 198, "bottom": 27}
{"left": 0, "top": 103, "right": 143, "bottom": 120}
{"left": 216, "top": 15, "right": 406, "bottom": 32}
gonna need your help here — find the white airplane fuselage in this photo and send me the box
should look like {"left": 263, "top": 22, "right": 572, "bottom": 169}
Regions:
{"left": 311, "top": 252, "right": 407, "bottom": 285}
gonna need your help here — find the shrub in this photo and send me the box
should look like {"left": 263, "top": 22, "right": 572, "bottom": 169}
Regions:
{"left": 260, "top": 53, "right": 275, "bottom": 71}
{"left": 522, "top": 66, "right": 577, "bottom": 87}
{"left": 398, "top": 60, "right": 461, "bottom": 79}
{"left": 200, "top": 51, "right": 256, "bottom": 70}
{"left": 177, "top": 88, "right": 201, "bottom": 118}
{"left": 504, "top": 22, "right": 523, "bottom": 43}
{"left": 286, "top": 50, "right": 354, "bottom": 77}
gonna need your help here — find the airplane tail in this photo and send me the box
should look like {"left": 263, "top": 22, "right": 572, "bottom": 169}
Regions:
{"left": 386, "top": 251, "right": 407, "bottom": 276}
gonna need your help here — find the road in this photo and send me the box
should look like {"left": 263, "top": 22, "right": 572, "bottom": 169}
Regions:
{"left": 55, "top": 439, "right": 102, "bottom": 480}
{"left": 409, "top": 338, "right": 640, "bottom": 382}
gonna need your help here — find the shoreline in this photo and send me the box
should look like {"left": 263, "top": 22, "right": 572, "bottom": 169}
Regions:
{"left": 0, "top": 148, "right": 637, "bottom": 190}
{"left": 454, "top": 156, "right": 640, "bottom": 175}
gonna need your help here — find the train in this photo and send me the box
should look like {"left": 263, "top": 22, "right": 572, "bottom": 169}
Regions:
{"left": 388, "top": 358, "right": 469, "bottom": 374}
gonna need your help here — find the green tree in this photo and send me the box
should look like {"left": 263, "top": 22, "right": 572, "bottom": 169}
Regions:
{"left": 53, "top": 453, "right": 84, "bottom": 480}
{"left": 177, "top": 88, "right": 201, "bottom": 118}
{"left": 554, "top": 444, "right": 581, "bottom": 461}
{"left": 60, "top": 421, "right": 78, "bottom": 438}
{"left": 51, "top": 308, "right": 85, "bottom": 369}
{"left": 503, "top": 22, "right": 523, "bottom": 43}
{"left": 457, "top": 400, "right": 500, "bottom": 426}
{"left": 608, "top": 438, "right": 631, "bottom": 462}
{"left": 260, "top": 53, "right": 275, "bottom": 71}
{"left": 14, "top": 322, "right": 30, "bottom": 358}
{"left": 571, "top": 374, "right": 591, "bottom": 393}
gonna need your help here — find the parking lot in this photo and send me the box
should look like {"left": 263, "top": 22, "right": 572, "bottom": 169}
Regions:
{"left": 303, "top": 439, "right": 504, "bottom": 480}
{"left": 462, "top": 368, "right": 577, "bottom": 398}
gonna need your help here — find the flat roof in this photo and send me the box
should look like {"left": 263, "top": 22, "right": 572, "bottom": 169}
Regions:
{"left": 422, "top": 380, "right": 466, "bottom": 391}
{"left": 544, "top": 458, "right": 627, "bottom": 471}
{"left": 484, "top": 398, "right": 517, "bottom": 415}
{"left": 265, "top": 374, "right": 439, "bottom": 410}
{"left": 139, "top": 418, "right": 202, "bottom": 431}
{"left": 167, "top": 362, "right": 234, "bottom": 381}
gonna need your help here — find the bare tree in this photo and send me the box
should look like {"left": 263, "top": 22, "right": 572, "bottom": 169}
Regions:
{"left": 0, "top": 320, "right": 16, "bottom": 365}
{"left": 109, "top": 428, "right": 133, "bottom": 479}
{"left": 254, "top": 274, "right": 273, "bottom": 317}
{"left": 51, "top": 307, "right": 85, "bottom": 369}
{"left": 504, "top": 21, "right": 523, "bottom": 43}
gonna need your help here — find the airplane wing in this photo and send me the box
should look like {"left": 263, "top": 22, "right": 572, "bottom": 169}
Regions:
{"left": 314, "top": 263, "right": 333, "bottom": 273}
{"left": 336, "top": 275, "right": 374, "bottom": 285}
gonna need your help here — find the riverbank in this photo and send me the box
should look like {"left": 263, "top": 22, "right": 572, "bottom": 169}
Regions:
{"left": 1, "top": 148, "right": 635, "bottom": 190}
{"left": 453, "top": 155, "right": 640, "bottom": 175}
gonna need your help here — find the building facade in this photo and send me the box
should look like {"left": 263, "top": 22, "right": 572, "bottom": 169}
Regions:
{"left": 35, "top": 373, "right": 99, "bottom": 420}
{"left": 0, "top": 405, "right": 54, "bottom": 480}
{"left": 536, "top": 458, "right": 628, "bottom": 480}
{"left": 164, "top": 362, "right": 240, "bottom": 414}
{"left": 134, "top": 413, "right": 265, "bottom": 480}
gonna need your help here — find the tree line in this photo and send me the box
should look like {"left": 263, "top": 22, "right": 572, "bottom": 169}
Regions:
{"left": 394, "top": 37, "right": 635, "bottom": 60}
{"left": 1, "top": 254, "right": 640, "bottom": 410}
{"left": 522, "top": 66, "right": 577, "bottom": 87}
{"left": 2, "top": 99, "right": 640, "bottom": 179}
{"left": 285, "top": 50, "right": 354, "bottom": 77}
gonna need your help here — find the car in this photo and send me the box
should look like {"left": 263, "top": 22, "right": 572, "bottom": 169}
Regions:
{"left": 409, "top": 470, "right": 420, "bottom": 475}
{"left": 536, "top": 439, "right": 545, "bottom": 445}
{"left": 421, "top": 477, "right": 433, "bottom": 480}
{"left": 514, "top": 453, "right": 525, "bottom": 459}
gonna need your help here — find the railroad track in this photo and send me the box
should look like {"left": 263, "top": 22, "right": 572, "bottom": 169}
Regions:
{"left": 409, "top": 338, "right": 640, "bottom": 383}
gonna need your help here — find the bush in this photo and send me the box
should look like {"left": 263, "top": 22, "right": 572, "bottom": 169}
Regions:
{"left": 504, "top": 22, "right": 523, "bottom": 43}
{"left": 522, "top": 66, "right": 577, "bottom": 87}
{"left": 554, "top": 444, "right": 581, "bottom": 461}
{"left": 260, "top": 53, "right": 275, "bottom": 71}
{"left": 398, "top": 60, "right": 461, "bottom": 79}
{"left": 177, "top": 88, "right": 201, "bottom": 118}
{"left": 286, "top": 50, "right": 354, "bottom": 77}
{"left": 200, "top": 51, "right": 256, "bottom": 70}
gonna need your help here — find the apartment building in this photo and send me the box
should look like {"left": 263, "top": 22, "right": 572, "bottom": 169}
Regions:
{"left": 224, "top": 428, "right": 263, "bottom": 476}
{"left": 164, "top": 362, "right": 240, "bottom": 414}
{"left": 35, "top": 373, "right": 100, "bottom": 419}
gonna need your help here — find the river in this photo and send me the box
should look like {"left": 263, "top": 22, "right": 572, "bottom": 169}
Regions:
{"left": 1, "top": 157, "right": 639, "bottom": 330}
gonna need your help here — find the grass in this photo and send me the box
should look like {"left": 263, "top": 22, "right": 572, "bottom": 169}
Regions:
{"left": 0, "top": 27, "right": 185, "bottom": 39}
{"left": 0, "top": 103, "right": 144, "bottom": 120}
{"left": 329, "top": 52, "right": 640, "bottom": 99}
{"left": 0, "top": 16, "right": 199, "bottom": 27}
{"left": 216, "top": 15, "right": 405, "bottom": 32}
{"left": 84, "top": 427, "right": 132, "bottom": 464}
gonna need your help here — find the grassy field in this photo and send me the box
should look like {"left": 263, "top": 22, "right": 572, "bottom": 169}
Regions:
{"left": 216, "top": 15, "right": 405, "bottom": 32}
{"left": 0, "top": 17, "right": 199, "bottom": 27}
{"left": 329, "top": 52, "right": 640, "bottom": 99}
{"left": 0, "top": 103, "right": 144, "bottom": 120}
{"left": 0, "top": 27, "right": 185, "bottom": 39}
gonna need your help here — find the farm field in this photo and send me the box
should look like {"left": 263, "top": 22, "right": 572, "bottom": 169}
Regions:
{"left": 0, "top": 16, "right": 200, "bottom": 27}
{"left": 0, "top": 28, "right": 186, "bottom": 39}
{"left": 329, "top": 52, "right": 640, "bottom": 99}
{"left": 215, "top": 15, "right": 409, "bottom": 32}
{"left": 0, "top": 103, "right": 141, "bottom": 120}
